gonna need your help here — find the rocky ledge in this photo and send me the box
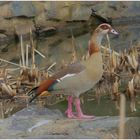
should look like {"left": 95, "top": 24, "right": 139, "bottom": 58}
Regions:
{"left": 0, "top": 105, "right": 139, "bottom": 139}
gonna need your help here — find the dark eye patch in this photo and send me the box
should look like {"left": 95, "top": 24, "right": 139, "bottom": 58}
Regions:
{"left": 100, "top": 25, "right": 109, "bottom": 30}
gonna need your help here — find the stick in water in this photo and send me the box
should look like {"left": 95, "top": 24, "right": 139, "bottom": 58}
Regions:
{"left": 20, "top": 35, "right": 25, "bottom": 67}
{"left": 30, "top": 28, "right": 35, "bottom": 69}
{"left": 27, "top": 44, "right": 46, "bottom": 59}
{"left": 26, "top": 44, "right": 29, "bottom": 67}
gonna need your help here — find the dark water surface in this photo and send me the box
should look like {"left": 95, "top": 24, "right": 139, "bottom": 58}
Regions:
{"left": 47, "top": 94, "right": 140, "bottom": 117}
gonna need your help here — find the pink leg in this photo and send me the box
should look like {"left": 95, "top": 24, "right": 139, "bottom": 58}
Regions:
{"left": 74, "top": 98, "right": 95, "bottom": 119}
{"left": 65, "top": 96, "right": 76, "bottom": 118}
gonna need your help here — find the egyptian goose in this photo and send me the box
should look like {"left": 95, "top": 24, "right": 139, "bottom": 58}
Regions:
{"left": 27, "top": 23, "right": 118, "bottom": 119}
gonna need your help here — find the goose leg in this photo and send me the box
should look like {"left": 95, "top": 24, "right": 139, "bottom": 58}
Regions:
{"left": 65, "top": 96, "right": 76, "bottom": 118}
{"left": 74, "top": 98, "right": 95, "bottom": 119}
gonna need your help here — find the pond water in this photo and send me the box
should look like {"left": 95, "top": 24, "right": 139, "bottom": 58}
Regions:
{"left": 47, "top": 93, "right": 140, "bottom": 117}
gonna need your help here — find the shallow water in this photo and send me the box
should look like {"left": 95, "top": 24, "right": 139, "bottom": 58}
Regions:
{"left": 47, "top": 93, "right": 140, "bottom": 117}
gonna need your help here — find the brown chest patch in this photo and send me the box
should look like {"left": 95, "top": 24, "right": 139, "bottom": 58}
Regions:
{"left": 88, "top": 42, "right": 100, "bottom": 55}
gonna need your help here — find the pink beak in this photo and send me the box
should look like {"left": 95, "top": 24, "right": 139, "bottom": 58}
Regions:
{"left": 110, "top": 28, "right": 119, "bottom": 35}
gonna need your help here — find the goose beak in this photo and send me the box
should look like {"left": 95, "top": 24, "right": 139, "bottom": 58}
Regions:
{"left": 110, "top": 29, "right": 119, "bottom": 35}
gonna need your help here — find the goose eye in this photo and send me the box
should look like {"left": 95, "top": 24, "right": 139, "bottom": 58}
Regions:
{"left": 103, "top": 26, "right": 108, "bottom": 29}
{"left": 100, "top": 25, "right": 108, "bottom": 30}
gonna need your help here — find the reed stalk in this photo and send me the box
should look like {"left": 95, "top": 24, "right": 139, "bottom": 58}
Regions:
{"left": 26, "top": 44, "right": 29, "bottom": 67}
{"left": 30, "top": 28, "right": 35, "bottom": 69}
{"left": 119, "top": 93, "right": 126, "bottom": 139}
{"left": 0, "top": 58, "right": 30, "bottom": 69}
{"left": 0, "top": 101, "right": 4, "bottom": 119}
{"left": 20, "top": 35, "right": 25, "bottom": 68}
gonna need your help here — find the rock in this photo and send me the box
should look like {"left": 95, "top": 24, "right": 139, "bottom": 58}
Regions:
{"left": 44, "top": 1, "right": 71, "bottom": 20}
{"left": 0, "top": 105, "right": 139, "bottom": 138}
{"left": 0, "top": 105, "right": 64, "bottom": 138}
{"left": 32, "top": 2, "right": 45, "bottom": 16}
{"left": 0, "top": 1, "right": 139, "bottom": 47}
{"left": 0, "top": 34, "right": 8, "bottom": 43}
{"left": 45, "top": 1, "right": 91, "bottom": 21}
{"left": 38, "top": 27, "right": 57, "bottom": 37}
{"left": 13, "top": 18, "right": 35, "bottom": 40}
{"left": 0, "top": 2, "right": 45, "bottom": 41}
{"left": 34, "top": 12, "right": 48, "bottom": 28}
{"left": 13, "top": 105, "right": 63, "bottom": 119}
{"left": 0, "top": 3, "right": 12, "bottom": 18}
{"left": 9, "top": 1, "right": 37, "bottom": 18}
{"left": 125, "top": 117, "right": 140, "bottom": 138}
{"left": 0, "top": 18, "right": 13, "bottom": 35}
{"left": 0, "top": 2, "right": 11, "bottom": 6}
{"left": 0, "top": 44, "right": 8, "bottom": 52}
{"left": 69, "top": 5, "right": 91, "bottom": 21}
{"left": 0, "top": 2, "right": 45, "bottom": 19}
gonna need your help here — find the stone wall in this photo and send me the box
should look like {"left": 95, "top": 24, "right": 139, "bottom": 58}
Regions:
{"left": 0, "top": 1, "right": 140, "bottom": 63}
{"left": 0, "top": 1, "right": 140, "bottom": 42}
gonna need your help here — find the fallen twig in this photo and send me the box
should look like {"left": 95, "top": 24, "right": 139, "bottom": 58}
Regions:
{"left": 0, "top": 58, "right": 31, "bottom": 69}
{"left": 47, "top": 62, "right": 56, "bottom": 71}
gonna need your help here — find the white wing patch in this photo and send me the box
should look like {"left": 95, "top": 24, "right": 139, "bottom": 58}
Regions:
{"left": 57, "top": 74, "right": 76, "bottom": 82}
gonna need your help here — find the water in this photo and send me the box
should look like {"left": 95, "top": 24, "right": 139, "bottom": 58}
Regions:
{"left": 47, "top": 93, "right": 140, "bottom": 117}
